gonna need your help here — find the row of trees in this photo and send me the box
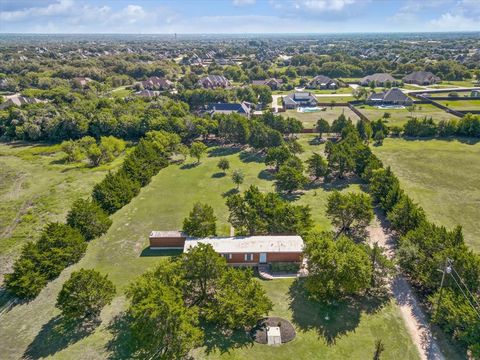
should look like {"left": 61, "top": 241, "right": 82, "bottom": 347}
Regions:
{"left": 5, "top": 131, "right": 179, "bottom": 299}
{"left": 363, "top": 145, "right": 480, "bottom": 356}
{"left": 4, "top": 198, "right": 111, "bottom": 298}
{"left": 122, "top": 244, "right": 272, "bottom": 359}
{"left": 402, "top": 114, "right": 480, "bottom": 138}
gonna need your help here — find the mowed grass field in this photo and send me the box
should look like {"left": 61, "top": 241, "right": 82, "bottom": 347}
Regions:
{"left": 355, "top": 104, "right": 458, "bottom": 127}
{"left": 372, "top": 138, "right": 480, "bottom": 252}
{"left": 0, "top": 135, "right": 419, "bottom": 360}
{"left": 435, "top": 99, "right": 480, "bottom": 110}
{"left": 0, "top": 143, "right": 124, "bottom": 278}
{"left": 284, "top": 107, "right": 359, "bottom": 129}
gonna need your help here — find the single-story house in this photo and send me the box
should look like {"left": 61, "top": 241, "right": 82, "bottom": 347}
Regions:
{"left": 403, "top": 71, "right": 440, "bottom": 85}
{"left": 205, "top": 101, "right": 252, "bottom": 117}
{"left": 139, "top": 76, "right": 174, "bottom": 91}
{"left": 149, "top": 231, "right": 304, "bottom": 265}
{"left": 198, "top": 75, "right": 231, "bottom": 89}
{"left": 134, "top": 90, "right": 160, "bottom": 97}
{"left": 252, "top": 78, "right": 283, "bottom": 90}
{"left": 283, "top": 92, "right": 317, "bottom": 109}
{"left": 470, "top": 90, "right": 480, "bottom": 98}
{"left": 360, "top": 73, "right": 398, "bottom": 87}
{"left": 0, "top": 95, "right": 43, "bottom": 109}
{"left": 367, "top": 87, "right": 413, "bottom": 106}
{"left": 307, "top": 75, "right": 337, "bottom": 89}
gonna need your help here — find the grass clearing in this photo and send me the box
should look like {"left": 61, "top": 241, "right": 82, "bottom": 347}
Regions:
{"left": 435, "top": 99, "right": 480, "bottom": 110}
{"left": 355, "top": 104, "right": 458, "bottom": 127}
{"left": 0, "top": 143, "right": 123, "bottom": 277}
{"left": 284, "top": 108, "right": 359, "bottom": 129}
{"left": 372, "top": 137, "right": 480, "bottom": 252}
{"left": 0, "top": 136, "right": 420, "bottom": 359}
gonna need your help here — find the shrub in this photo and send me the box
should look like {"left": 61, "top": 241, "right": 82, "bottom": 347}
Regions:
{"left": 67, "top": 198, "right": 112, "bottom": 240}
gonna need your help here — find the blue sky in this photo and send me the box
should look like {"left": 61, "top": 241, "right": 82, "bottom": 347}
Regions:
{"left": 1, "top": 0, "right": 479, "bottom": 34}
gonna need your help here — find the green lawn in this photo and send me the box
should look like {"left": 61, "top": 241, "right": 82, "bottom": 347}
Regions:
{"left": 372, "top": 138, "right": 480, "bottom": 252}
{"left": 192, "top": 279, "right": 419, "bottom": 360}
{"left": 3, "top": 136, "right": 397, "bottom": 359}
{"left": 355, "top": 104, "right": 458, "bottom": 127}
{"left": 435, "top": 99, "right": 480, "bottom": 110}
{"left": 315, "top": 96, "right": 355, "bottom": 103}
{"left": 0, "top": 143, "right": 123, "bottom": 278}
{"left": 284, "top": 108, "right": 360, "bottom": 129}
{"left": 437, "top": 80, "right": 477, "bottom": 88}
{"left": 427, "top": 91, "right": 473, "bottom": 98}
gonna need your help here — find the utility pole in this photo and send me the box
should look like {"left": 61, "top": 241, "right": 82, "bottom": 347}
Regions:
{"left": 434, "top": 257, "right": 451, "bottom": 318}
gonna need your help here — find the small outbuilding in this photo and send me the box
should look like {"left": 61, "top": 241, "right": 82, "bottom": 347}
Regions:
{"left": 267, "top": 326, "right": 282, "bottom": 345}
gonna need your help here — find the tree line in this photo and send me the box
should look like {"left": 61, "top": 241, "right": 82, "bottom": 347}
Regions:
{"left": 5, "top": 130, "right": 180, "bottom": 299}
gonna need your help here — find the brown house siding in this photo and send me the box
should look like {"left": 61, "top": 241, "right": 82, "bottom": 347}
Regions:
{"left": 149, "top": 236, "right": 186, "bottom": 248}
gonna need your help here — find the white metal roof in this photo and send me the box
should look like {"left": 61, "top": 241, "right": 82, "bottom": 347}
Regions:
{"left": 183, "top": 235, "right": 304, "bottom": 254}
{"left": 150, "top": 230, "right": 184, "bottom": 238}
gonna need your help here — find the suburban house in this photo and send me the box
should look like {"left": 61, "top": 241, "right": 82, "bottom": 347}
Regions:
{"left": 403, "top": 71, "right": 440, "bottom": 85}
{"left": 367, "top": 87, "right": 413, "bottom": 106}
{"left": 283, "top": 92, "right": 318, "bottom": 109}
{"left": 252, "top": 78, "right": 283, "bottom": 90}
{"left": 360, "top": 73, "right": 398, "bottom": 87}
{"left": 72, "top": 77, "right": 92, "bottom": 88}
{"left": 138, "top": 76, "right": 174, "bottom": 91}
{"left": 205, "top": 101, "right": 252, "bottom": 117}
{"left": 471, "top": 90, "right": 480, "bottom": 98}
{"left": 198, "top": 75, "right": 231, "bottom": 89}
{"left": 307, "top": 75, "right": 337, "bottom": 89}
{"left": 149, "top": 231, "right": 304, "bottom": 266}
{"left": 134, "top": 90, "right": 160, "bottom": 97}
{"left": 0, "top": 95, "right": 43, "bottom": 109}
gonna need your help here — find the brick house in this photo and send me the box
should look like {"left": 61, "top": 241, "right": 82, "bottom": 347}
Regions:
{"left": 307, "top": 75, "right": 337, "bottom": 89}
{"left": 149, "top": 231, "right": 303, "bottom": 265}
{"left": 282, "top": 92, "right": 318, "bottom": 109}
{"left": 252, "top": 78, "right": 283, "bottom": 90}
{"left": 198, "top": 75, "right": 231, "bottom": 89}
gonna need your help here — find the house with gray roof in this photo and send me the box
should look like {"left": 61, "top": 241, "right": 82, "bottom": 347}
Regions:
{"left": 283, "top": 92, "right": 317, "bottom": 109}
{"left": 252, "top": 78, "right": 283, "bottom": 90}
{"left": 360, "top": 73, "right": 398, "bottom": 87}
{"left": 307, "top": 75, "right": 337, "bottom": 89}
{"left": 403, "top": 71, "right": 440, "bottom": 85}
{"left": 367, "top": 88, "right": 413, "bottom": 106}
{"left": 139, "top": 76, "right": 174, "bottom": 91}
{"left": 205, "top": 101, "right": 252, "bottom": 117}
{"left": 198, "top": 75, "right": 231, "bottom": 89}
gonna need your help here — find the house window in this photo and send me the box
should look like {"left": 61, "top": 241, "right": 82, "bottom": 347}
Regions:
{"left": 244, "top": 254, "right": 254, "bottom": 261}
{"left": 222, "top": 253, "right": 232, "bottom": 260}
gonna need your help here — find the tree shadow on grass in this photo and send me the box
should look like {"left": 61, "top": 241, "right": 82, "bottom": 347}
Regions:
{"left": 208, "top": 146, "right": 242, "bottom": 157}
{"left": 239, "top": 150, "right": 264, "bottom": 164}
{"left": 139, "top": 247, "right": 183, "bottom": 257}
{"left": 321, "top": 175, "right": 364, "bottom": 192}
{"left": 257, "top": 169, "right": 275, "bottom": 181}
{"left": 222, "top": 188, "right": 239, "bottom": 198}
{"left": 202, "top": 322, "right": 254, "bottom": 356}
{"left": 279, "top": 191, "right": 303, "bottom": 202}
{"left": 288, "top": 279, "right": 389, "bottom": 345}
{"left": 24, "top": 316, "right": 100, "bottom": 359}
{"left": 212, "top": 172, "right": 226, "bottom": 178}
{"left": 106, "top": 312, "right": 135, "bottom": 360}
{"left": 0, "top": 287, "right": 26, "bottom": 313}
{"left": 180, "top": 162, "right": 199, "bottom": 170}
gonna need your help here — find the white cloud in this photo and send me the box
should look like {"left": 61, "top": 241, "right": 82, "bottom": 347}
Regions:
{"left": 0, "top": 0, "right": 74, "bottom": 22}
{"left": 233, "top": 0, "right": 256, "bottom": 6}
{"left": 295, "top": 0, "right": 355, "bottom": 12}
{"left": 428, "top": 12, "right": 480, "bottom": 31}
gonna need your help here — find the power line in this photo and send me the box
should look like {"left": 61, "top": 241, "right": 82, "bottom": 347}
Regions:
{"left": 449, "top": 264, "right": 480, "bottom": 310}
{"left": 447, "top": 270, "right": 480, "bottom": 319}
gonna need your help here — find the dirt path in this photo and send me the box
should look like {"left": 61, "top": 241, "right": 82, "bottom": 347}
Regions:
{"left": 367, "top": 212, "right": 445, "bottom": 360}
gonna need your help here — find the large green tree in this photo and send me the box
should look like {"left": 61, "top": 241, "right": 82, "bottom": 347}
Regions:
{"left": 56, "top": 269, "right": 116, "bottom": 321}
{"left": 326, "top": 191, "right": 373, "bottom": 237}
{"left": 304, "top": 232, "right": 372, "bottom": 300}
{"left": 126, "top": 271, "right": 202, "bottom": 360}
{"left": 275, "top": 165, "right": 307, "bottom": 193}
{"left": 66, "top": 198, "right": 112, "bottom": 240}
{"left": 205, "top": 268, "right": 273, "bottom": 330}
{"left": 182, "top": 202, "right": 217, "bottom": 237}
{"left": 306, "top": 153, "right": 328, "bottom": 180}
